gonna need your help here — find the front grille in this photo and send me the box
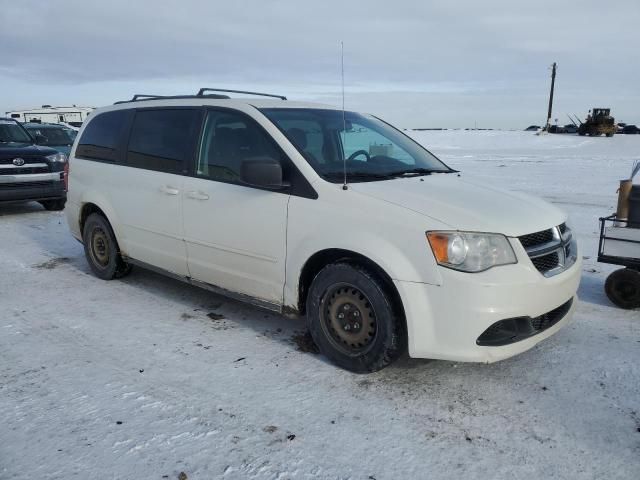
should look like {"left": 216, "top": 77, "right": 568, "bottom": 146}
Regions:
{"left": 0, "top": 156, "right": 50, "bottom": 175}
{"left": 0, "top": 166, "right": 50, "bottom": 175}
{"left": 0, "top": 156, "right": 47, "bottom": 164}
{"left": 519, "top": 224, "right": 576, "bottom": 277}
{"left": 0, "top": 180, "right": 56, "bottom": 189}
{"left": 531, "top": 251, "right": 560, "bottom": 274}
{"left": 519, "top": 229, "right": 554, "bottom": 248}
{"left": 531, "top": 299, "right": 573, "bottom": 331}
{"left": 477, "top": 298, "right": 573, "bottom": 346}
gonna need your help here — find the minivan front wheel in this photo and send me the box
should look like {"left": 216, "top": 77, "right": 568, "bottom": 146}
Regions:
{"left": 82, "top": 213, "right": 132, "bottom": 280}
{"left": 307, "top": 263, "right": 406, "bottom": 373}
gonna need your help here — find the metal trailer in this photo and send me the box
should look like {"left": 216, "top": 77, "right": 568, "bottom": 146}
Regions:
{"left": 597, "top": 214, "right": 640, "bottom": 309}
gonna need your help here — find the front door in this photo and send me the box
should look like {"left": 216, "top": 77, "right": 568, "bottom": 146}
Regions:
{"left": 182, "top": 109, "right": 289, "bottom": 305}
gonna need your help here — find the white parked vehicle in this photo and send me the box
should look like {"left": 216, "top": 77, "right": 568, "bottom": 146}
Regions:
{"left": 6, "top": 105, "right": 93, "bottom": 127}
{"left": 65, "top": 89, "right": 581, "bottom": 372}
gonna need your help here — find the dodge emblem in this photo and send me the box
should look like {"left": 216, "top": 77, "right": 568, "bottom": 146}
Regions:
{"left": 12, "top": 158, "right": 25, "bottom": 166}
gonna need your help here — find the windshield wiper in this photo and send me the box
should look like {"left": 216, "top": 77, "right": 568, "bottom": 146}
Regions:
{"left": 322, "top": 171, "right": 393, "bottom": 182}
{"left": 323, "top": 168, "right": 458, "bottom": 182}
{"left": 388, "top": 167, "right": 457, "bottom": 177}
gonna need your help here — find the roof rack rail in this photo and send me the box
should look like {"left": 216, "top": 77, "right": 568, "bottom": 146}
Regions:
{"left": 132, "top": 94, "right": 163, "bottom": 101}
{"left": 113, "top": 88, "right": 286, "bottom": 105}
{"left": 196, "top": 88, "right": 287, "bottom": 100}
{"left": 114, "top": 93, "right": 231, "bottom": 105}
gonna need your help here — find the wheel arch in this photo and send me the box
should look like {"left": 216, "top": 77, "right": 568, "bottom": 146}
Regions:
{"left": 295, "top": 248, "right": 405, "bottom": 321}
{"left": 79, "top": 202, "right": 108, "bottom": 233}
{"left": 78, "top": 200, "right": 127, "bottom": 255}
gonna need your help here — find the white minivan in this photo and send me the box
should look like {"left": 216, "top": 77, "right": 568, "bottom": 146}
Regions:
{"left": 66, "top": 88, "right": 581, "bottom": 372}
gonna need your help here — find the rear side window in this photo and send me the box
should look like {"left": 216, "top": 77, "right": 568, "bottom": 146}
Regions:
{"left": 77, "top": 110, "right": 128, "bottom": 162}
{"left": 126, "top": 109, "right": 199, "bottom": 174}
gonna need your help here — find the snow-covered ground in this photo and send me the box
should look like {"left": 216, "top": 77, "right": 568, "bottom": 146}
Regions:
{"left": 1, "top": 131, "right": 639, "bottom": 480}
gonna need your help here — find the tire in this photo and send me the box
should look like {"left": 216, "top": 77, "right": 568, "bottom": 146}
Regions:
{"left": 40, "top": 198, "right": 66, "bottom": 211}
{"left": 306, "top": 263, "right": 406, "bottom": 373}
{"left": 82, "top": 213, "right": 132, "bottom": 280}
{"left": 605, "top": 268, "right": 640, "bottom": 309}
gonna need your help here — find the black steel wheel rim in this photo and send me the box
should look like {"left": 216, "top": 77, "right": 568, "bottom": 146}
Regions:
{"left": 319, "top": 283, "right": 378, "bottom": 356}
{"left": 90, "top": 227, "right": 110, "bottom": 267}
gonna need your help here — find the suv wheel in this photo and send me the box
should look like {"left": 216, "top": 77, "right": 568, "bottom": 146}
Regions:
{"left": 82, "top": 213, "right": 132, "bottom": 280}
{"left": 40, "top": 199, "right": 66, "bottom": 211}
{"left": 306, "top": 263, "right": 406, "bottom": 373}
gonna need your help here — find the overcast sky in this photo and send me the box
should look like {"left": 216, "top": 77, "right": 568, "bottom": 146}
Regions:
{"left": 1, "top": 0, "right": 639, "bottom": 128}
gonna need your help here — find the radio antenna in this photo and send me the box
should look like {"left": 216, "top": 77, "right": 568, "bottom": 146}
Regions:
{"left": 341, "top": 41, "right": 348, "bottom": 190}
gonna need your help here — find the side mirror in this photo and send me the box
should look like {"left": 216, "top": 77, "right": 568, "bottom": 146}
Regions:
{"left": 240, "top": 157, "right": 287, "bottom": 190}
{"left": 34, "top": 134, "right": 47, "bottom": 145}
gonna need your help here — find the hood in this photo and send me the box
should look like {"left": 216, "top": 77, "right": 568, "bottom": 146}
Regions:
{"left": 349, "top": 174, "right": 566, "bottom": 237}
{"left": 0, "top": 143, "right": 59, "bottom": 158}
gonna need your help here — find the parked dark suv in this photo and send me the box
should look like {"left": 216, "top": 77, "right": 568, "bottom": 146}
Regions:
{"left": 0, "top": 118, "right": 67, "bottom": 210}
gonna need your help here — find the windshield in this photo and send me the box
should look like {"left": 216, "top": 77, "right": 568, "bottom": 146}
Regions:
{"left": 0, "top": 120, "right": 33, "bottom": 145}
{"left": 260, "top": 108, "right": 452, "bottom": 182}
{"left": 24, "top": 125, "right": 76, "bottom": 146}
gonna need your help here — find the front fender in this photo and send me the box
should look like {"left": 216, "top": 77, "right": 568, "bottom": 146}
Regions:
{"left": 284, "top": 189, "right": 446, "bottom": 308}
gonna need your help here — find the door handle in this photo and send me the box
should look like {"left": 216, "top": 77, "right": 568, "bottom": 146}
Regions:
{"left": 186, "top": 190, "right": 210, "bottom": 200}
{"left": 160, "top": 185, "right": 180, "bottom": 195}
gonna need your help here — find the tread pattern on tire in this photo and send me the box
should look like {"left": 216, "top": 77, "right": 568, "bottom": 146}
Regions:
{"left": 307, "top": 262, "right": 407, "bottom": 373}
{"left": 82, "top": 213, "right": 132, "bottom": 280}
{"left": 605, "top": 268, "right": 640, "bottom": 310}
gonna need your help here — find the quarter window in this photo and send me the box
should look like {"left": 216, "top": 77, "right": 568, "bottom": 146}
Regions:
{"left": 77, "top": 110, "right": 128, "bottom": 162}
{"left": 127, "top": 109, "right": 199, "bottom": 174}
{"left": 196, "top": 110, "right": 283, "bottom": 183}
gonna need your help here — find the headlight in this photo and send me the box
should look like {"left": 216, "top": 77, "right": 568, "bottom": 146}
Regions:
{"left": 426, "top": 231, "right": 517, "bottom": 273}
{"left": 46, "top": 152, "right": 67, "bottom": 163}
{"left": 561, "top": 220, "right": 578, "bottom": 265}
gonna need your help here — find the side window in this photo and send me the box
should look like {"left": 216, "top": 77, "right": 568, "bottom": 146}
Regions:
{"left": 77, "top": 110, "right": 128, "bottom": 162}
{"left": 197, "top": 110, "right": 283, "bottom": 183}
{"left": 127, "top": 109, "right": 199, "bottom": 174}
{"left": 276, "top": 119, "right": 327, "bottom": 165}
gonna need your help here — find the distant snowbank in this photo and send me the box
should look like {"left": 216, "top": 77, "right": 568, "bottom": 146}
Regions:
{"left": 407, "top": 129, "right": 640, "bottom": 156}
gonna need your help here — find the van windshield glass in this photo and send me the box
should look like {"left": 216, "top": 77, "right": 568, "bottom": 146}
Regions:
{"left": 260, "top": 108, "right": 452, "bottom": 182}
{"left": 0, "top": 121, "right": 33, "bottom": 145}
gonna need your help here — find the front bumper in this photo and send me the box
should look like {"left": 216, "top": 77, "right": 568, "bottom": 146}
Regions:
{"left": 395, "top": 255, "right": 582, "bottom": 363}
{"left": 0, "top": 172, "right": 66, "bottom": 203}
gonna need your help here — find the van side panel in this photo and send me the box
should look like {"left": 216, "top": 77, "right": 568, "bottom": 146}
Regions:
{"left": 66, "top": 159, "right": 129, "bottom": 254}
{"left": 283, "top": 182, "right": 446, "bottom": 311}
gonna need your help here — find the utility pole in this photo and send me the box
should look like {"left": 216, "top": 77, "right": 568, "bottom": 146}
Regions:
{"left": 544, "top": 62, "right": 557, "bottom": 132}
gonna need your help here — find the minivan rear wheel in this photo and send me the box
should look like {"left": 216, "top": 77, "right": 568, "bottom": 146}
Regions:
{"left": 307, "top": 263, "right": 406, "bottom": 373}
{"left": 82, "top": 213, "right": 132, "bottom": 280}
